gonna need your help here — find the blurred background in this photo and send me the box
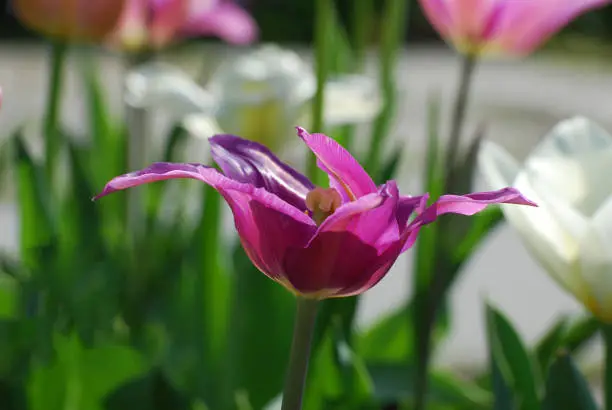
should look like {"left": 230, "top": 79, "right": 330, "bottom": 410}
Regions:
{"left": 0, "top": 0, "right": 611, "bottom": 408}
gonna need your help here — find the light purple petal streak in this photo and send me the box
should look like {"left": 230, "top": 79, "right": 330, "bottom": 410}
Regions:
{"left": 209, "top": 134, "right": 315, "bottom": 212}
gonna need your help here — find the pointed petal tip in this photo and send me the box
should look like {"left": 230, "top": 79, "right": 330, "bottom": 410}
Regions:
{"left": 295, "top": 126, "right": 308, "bottom": 139}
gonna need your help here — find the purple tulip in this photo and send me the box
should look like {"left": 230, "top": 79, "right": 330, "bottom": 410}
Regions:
{"left": 94, "top": 127, "right": 536, "bottom": 298}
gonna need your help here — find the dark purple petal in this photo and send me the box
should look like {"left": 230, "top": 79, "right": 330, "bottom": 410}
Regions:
{"left": 210, "top": 134, "right": 315, "bottom": 212}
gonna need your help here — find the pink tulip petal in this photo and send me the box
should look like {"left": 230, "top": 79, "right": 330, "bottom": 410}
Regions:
{"left": 419, "top": 0, "right": 611, "bottom": 56}
{"left": 496, "top": 0, "right": 611, "bottom": 54}
{"left": 182, "top": 1, "right": 258, "bottom": 45}
{"left": 283, "top": 183, "right": 399, "bottom": 296}
{"left": 149, "top": 0, "right": 188, "bottom": 48}
{"left": 94, "top": 161, "right": 317, "bottom": 284}
{"left": 419, "top": 0, "right": 453, "bottom": 38}
{"left": 296, "top": 126, "right": 377, "bottom": 202}
{"left": 93, "top": 162, "right": 315, "bottom": 227}
{"left": 407, "top": 187, "right": 536, "bottom": 231}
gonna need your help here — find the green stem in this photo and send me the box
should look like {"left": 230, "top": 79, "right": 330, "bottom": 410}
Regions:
{"left": 281, "top": 297, "right": 319, "bottom": 410}
{"left": 308, "top": 0, "right": 331, "bottom": 183}
{"left": 197, "top": 183, "right": 229, "bottom": 407}
{"left": 352, "top": 0, "right": 374, "bottom": 70}
{"left": 443, "top": 53, "right": 477, "bottom": 189}
{"left": 124, "top": 51, "right": 154, "bottom": 238}
{"left": 603, "top": 323, "right": 612, "bottom": 410}
{"left": 364, "top": 0, "right": 409, "bottom": 177}
{"left": 44, "top": 41, "right": 68, "bottom": 183}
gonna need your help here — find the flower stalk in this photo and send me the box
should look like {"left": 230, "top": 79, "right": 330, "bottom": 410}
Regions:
{"left": 444, "top": 53, "right": 477, "bottom": 188}
{"left": 125, "top": 51, "right": 155, "bottom": 238}
{"left": 281, "top": 297, "right": 319, "bottom": 410}
{"left": 604, "top": 323, "right": 612, "bottom": 410}
{"left": 308, "top": 0, "right": 332, "bottom": 183}
{"left": 44, "top": 41, "right": 67, "bottom": 184}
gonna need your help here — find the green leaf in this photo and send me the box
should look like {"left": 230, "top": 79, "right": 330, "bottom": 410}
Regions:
{"left": 0, "top": 273, "right": 17, "bottom": 319}
{"left": 542, "top": 351, "right": 597, "bottom": 410}
{"left": 453, "top": 206, "right": 504, "bottom": 264}
{"left": 313, "top": 297, "right": 358, "bottom": 354}
{"left": 486, "top": 305, "right": 541, "bottom": 410}
{"left": 11, "top": 130, "right": 56, "bottom": 271}
{"left": 534, "top": 316, "right": 569, "bottom": 376}
{"left": 104, "top": 368, "right": 191, "bottom": 410}
{"left": 187, "top": 185, "right": 231, "bottom": 405}
{"left": 59, "top": 140, "right": 104, "bottom": 259}
{"left": 304, "top": 321, "right": 374, "bottom": 410}
{"left": 79, "top": 50, "right": 113, "bottom": 164}
{"left": 364, "top": 0, "right": 410, "bottom": 175}
{"left": 375, "top": 142, "right": 405, "bottom": 184}
{"left": 27, "top": 333, "right": 147, "bottom": 410}
{"left": 226, "top": 244, "right": 295, "bottom": 409}
{"left": 356, "top": 302, "right": 414, "bottom": 363}
{"left": 563, "top": 315, "right": 600, "bottom": 354}
{"left": 366, "top": 364, "right": 490, "bottom": 408}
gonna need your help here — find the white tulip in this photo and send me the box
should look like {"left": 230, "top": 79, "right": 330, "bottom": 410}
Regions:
{"left": 124, "top": 44, "right": 382, "bottom": 151}
{"left": 478, "top": 116, "right": 612, "bottom": 322}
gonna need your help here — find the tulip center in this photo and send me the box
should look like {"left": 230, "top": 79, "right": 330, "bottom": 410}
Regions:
{"left": 306, "top": 187, "right": 342, "bottom": 225}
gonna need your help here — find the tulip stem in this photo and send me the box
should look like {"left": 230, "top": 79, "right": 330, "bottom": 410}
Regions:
{"left": 281, "top": 297, "right": 319, "bottom": 410}
{"left": 125, "top": 51, "right": 155, "bottom": 238}
{"left": 444, "top": 53, "right": 477, "bottom": 188}
{"left": 603, "top": 323, "right": 612, "bottom": 410}
{"left": 308, "top": 0, "right": 332, "bottom": 184}
{"left": 44, "top": 41, "right": 67, "bottom": 185}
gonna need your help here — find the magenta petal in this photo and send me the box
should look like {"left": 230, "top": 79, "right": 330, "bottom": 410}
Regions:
{"left": 408, "top": 187, "right": 536, "bottom": 229}
{"left": 223, "top": 189, "right": 317, "bottom": 283}
{"left": 94, "top": 161, "right": 318, "bottom": 285}
{"left": 93, "top": 162, "right": 215, "bottom": 200}
{"left": 283, "top": 231, "right": 396, "bottom": 297}
{"left": 210, "top": 134, "right": 315, "bottom": 212}
{"left": 283, "top": 182, "right": 402, "bottom": 297}
{"left": 93, "top": 162, "right": 315, "bottom": 228}
{"left": 182, "top": 1, "right": 258, "bottom": 45}
{"left": 431, "top": 187, "right": 536, "bottom": 218}
{"left": 296, "top": 127, "right": 377, "bottom": 202}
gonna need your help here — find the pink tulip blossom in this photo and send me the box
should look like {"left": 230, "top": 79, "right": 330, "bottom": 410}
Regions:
{"left": 13, "top": 0, "right": 126, "bottom": 42}
{"left": 94, "top": 128, "right": 535, "bottom": 298}
{"left": 419, "top": 0, "right": 611, "bottom": 56}
{"left": 111, "top": 0, "right": 258, "bottom": 51}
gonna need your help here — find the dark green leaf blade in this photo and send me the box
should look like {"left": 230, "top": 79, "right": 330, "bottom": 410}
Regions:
{"left": 486, "top": 304, "right": 541, "bottom": 410}
{"left": 542, "top": 351, "right": 597, "bottom": 410}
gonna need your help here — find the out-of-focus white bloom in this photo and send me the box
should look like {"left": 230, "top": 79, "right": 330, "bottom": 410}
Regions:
{"left": 124, "top": 44, "right": 382, "bottom": 150}
{"left": 478, "top": 116, "right": 612, "bottom": 322}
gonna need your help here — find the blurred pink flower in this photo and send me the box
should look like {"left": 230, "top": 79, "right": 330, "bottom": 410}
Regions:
{"left": 419, "top": 0, "right": 611, "bottom": 56}
{"left": 14, "top": 0, "right": 126, "bottom": 42}
{"left": 111, "top": 0, "right": 258, "bottom": 51}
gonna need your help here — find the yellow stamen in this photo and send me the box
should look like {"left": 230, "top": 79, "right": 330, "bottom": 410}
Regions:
{"left": 306, "top": 187, "right": 342, "bottom": 225}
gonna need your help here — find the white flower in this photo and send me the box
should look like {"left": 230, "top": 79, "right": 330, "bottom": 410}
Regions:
{"left": 124, "top": 44, "right": 382, "bottom": 150}
{"left": 478, "top": 116, "right": 612, "bottom": 322}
